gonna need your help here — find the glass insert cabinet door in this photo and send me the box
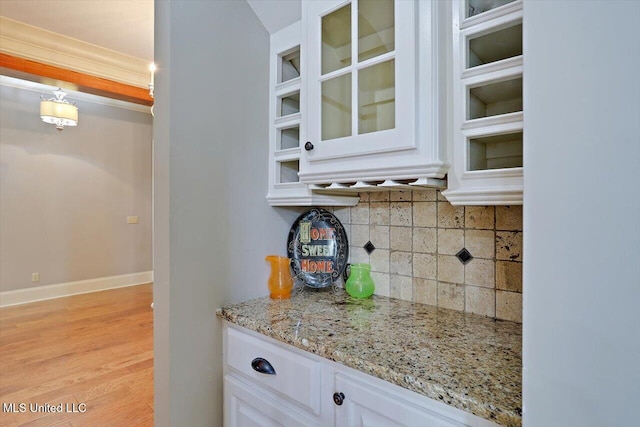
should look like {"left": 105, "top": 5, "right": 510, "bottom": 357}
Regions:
{"left": 304, "top": 0, "right": 417, "bottom": 162}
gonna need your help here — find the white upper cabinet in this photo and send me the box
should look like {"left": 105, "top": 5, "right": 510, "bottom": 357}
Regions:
{"left": 442, "top": 0, "right": 523, "bottom": 205}
{"left": 267, "top": 21, "right": 360, "bottom": 206}
{"left": 299, "top": 0, "right": 448, "bottom": 186}
{"left": 267, "top": 0, "right": 524, "bottom": 206}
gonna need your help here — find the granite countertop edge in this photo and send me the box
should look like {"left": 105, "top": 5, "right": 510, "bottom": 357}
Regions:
{"left": 216, "top": 292, "right": 522, "bottom": 427}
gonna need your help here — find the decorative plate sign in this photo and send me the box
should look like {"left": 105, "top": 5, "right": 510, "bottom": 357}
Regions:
{"left": 287, "top": 208, "right": 349, "bottom": 288}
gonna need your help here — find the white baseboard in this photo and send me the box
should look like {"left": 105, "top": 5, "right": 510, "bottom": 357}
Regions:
{"left": 0, "top": 271, "right": 153, "bottom": 308}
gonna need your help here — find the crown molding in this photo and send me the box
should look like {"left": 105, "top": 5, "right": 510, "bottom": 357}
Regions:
{"left": 0, "top": 16, "right": 149, "bottom": 88}
{"left": 0, "top": 75, "right": 151, "bottom": 114}
{"left": 441, "top": 187, "right": 523, "bottom": 206}
{"left": 0, "top": 53, "right": 153, "bottom": 106}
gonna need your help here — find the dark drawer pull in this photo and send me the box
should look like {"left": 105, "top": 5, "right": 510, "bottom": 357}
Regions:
{"left": 333, "top": 392, "right": 345, "bottom": 406}
{"left": 251, "top": 357, "right": 276, "bottom": 375}
{"left": 304, "top": 141, "right": 314, "bottom": 151}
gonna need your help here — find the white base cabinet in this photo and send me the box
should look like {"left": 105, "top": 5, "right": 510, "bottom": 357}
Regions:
{"left": 223, "top": 322, "right": 500, "bottom": 427}
{"left": 333, "top": 373, "right": 473, "bottom": 427}
{"left": 224, "top": 375, "right": 318, "bottom": 427}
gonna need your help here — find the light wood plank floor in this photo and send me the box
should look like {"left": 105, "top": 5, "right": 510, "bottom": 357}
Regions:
{"left": 0, "top": 284, "right": 153, "bottom": 427}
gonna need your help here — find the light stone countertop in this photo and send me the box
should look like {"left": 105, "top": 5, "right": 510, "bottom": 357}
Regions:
{"left": 217, "top": 288, "right": 522, "bottom": 427}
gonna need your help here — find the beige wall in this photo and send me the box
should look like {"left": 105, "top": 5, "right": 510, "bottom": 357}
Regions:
{"left": 325, "top": 189, "right": 523, "bottom": 322}
{"left": 0, "top": 83, "right": 152, "bottom": 292}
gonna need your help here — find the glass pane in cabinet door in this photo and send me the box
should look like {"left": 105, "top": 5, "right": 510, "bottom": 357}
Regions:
{"left": 322, "top": 4, "right": 351, "bottom": 75}
{"left": 322, "top": 74, "right": 352, "bottom": 141}
{"left": 279, "top": 92, "right": 300, "bottom": 117}
{"left": 359, "top": 59, "right": 395, "bottom": 135}
{"left": 280, "top": 49, "right": 300, "bottom": 83}
{"left": 279, "top": 160, "right": 300, "bottom": 183}
{"left": 466, "top": 0, "right": 516, "bottom": 18}
{"left": 279, "top": 126, "right": 299, "bottom": 150}
{"left": 358, "top": 0, "right": 394, "bottom": 62}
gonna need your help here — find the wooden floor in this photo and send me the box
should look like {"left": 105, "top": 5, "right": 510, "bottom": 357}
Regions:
{"left": 0, "top": 284, "right": 153, "bottom": 427}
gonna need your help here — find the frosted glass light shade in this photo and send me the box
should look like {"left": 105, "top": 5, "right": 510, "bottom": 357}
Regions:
{"left": 40, "top": 100, "right": 78, "bottom": 130}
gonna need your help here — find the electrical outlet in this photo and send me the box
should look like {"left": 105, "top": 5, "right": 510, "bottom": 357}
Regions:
{"left": 32, "top": 272, "right": 40, "bottom": 282}
{"left": 127, "top": 216, "right": 139, "bottom": 224}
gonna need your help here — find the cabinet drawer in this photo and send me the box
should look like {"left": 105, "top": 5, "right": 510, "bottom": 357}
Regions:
{"left": 225, "top": 325, "right": 321, "bottom": 415}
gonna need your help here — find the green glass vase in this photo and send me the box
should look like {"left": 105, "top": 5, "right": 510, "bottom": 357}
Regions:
{"left": 345, "top": 263, "right": 375, "bottom": 298}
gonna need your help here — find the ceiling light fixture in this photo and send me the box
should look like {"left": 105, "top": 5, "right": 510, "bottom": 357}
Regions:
{"left": 40, "top": 88, "right": 78, "bottom": 131}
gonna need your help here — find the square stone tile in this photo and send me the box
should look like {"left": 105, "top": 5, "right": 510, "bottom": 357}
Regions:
{"left": 349, "top": 246, "right": 370, "bottom": 264}
{"left": 437, "top": 191, "right": 448, "bottom": 202}
{"left": 465, "top": 286, "right": 496, "bottom": 317}
{"left": 370, "top": 191, "right": 390, "bottom": 202}
{"left": 437, "top": 282, "right": 465, "bottom": 311}
{"left": 465, "top": 258, "right": 495, "bottom": 288}
{"left": 371, "top": 272, "right": 390, "bottom": 297}
{"left": 496, "top": 291, "right": 522, "bottom": 323}
{"left": 496, "top": 261, "right": 523, "bottom": 292}
{"left": 370, "top": 202, "right": 390, "bottom": 225}
{"left": 370, "top": 249, "right": 390, "bottom": 273}
{"left": 413, "top": 227, "right": 437, "bottom": 254}
{"left": 413, "top": 189, "right": 437, "bottom": 202}
{"left": 390, "top": 251, "right": 413, "bottom": 276}
{"left": 438, "top": 202, "right": 464, "bottom": 229}
{"left": 496, "top": 206, "right": 523, "bottom": 231}
{"left": 391, "top": 190, "right": 412, "bottom": 201}
{"left": 341, "top": 224, "right": 351, "bottom": 240}
{"left": 390, "top": 274, "right": 413, "bottom": 300}
{"left": 437, "top": 229, "right": 464, "bottom": 255}
{"left": 413, "top": 202, "right": 437, "bottom": 228}
{"left": 370, "top": 225, "right": 389, "bottom": 249}
{"left": 390, "top": 202, "right": 412, "bottom": 226}
{"left": 496, "top": 231, "right": 523, "bottom": 261}
{"left": 333, "top": 207, "right": 350, "bottom": 226}
{"left": 465, "top": 206, "right": 495, "bottom": 230}
{"left": 351, "top": 203, "right": 370, "bottom": 225}
{"left": 413, "top": 253, "right": 437, "bottom": 279}
{"left": 350, "top": 224, "right": 370, "bottom": 247}
{"left": 413, "top": 278, "right": 437, "bottom": 306}
{"left": 437, "top": 255, "right": 464, "bottom": 284}
{"left": 390, "top": 226, "right": 412, "bottom": 251}
{"left": 465, "top": 229, "right": 495, "bottom": 259}
{"left": 358, "top": 192, "right": 370, "bottom": 202}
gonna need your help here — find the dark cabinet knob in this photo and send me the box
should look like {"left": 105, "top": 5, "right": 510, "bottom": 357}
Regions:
{"left": 251, "top": 357, "right": 276, "bottom": 375}
{"left": 333, "top": 392, "right": 345, "bottom": 406}
{"left": 304, "top": 141, "right": 314, "bottom": 151}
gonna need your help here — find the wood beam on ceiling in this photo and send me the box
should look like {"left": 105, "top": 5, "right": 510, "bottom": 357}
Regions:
{"left": 0, "top": 53, "right": 153, "bottom": 106}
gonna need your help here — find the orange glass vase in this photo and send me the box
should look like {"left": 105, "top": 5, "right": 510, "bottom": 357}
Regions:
{"left": 265, "top": 255, "right": 294, "bottom": 299}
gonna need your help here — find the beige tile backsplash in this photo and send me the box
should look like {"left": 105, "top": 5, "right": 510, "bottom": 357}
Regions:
{"left": 326, "top": 190, "right": 523, "bottom": 323}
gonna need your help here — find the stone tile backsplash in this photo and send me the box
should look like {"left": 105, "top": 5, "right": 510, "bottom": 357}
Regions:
{"left": 326, "top": 189, "right": 523, "bottom": 323}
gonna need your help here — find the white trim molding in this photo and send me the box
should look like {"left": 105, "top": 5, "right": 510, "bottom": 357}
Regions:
{"left": 442, "top": 187, "right": 523, "bottom": 206}
{"left": 0, "top": 271, "right": 153, "bottom": 308}
{"left": 0, "top": 75, "right": 152, "bottom": 114}
{"left": 0, "top": 17, "right": 149, "bottom": 88}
